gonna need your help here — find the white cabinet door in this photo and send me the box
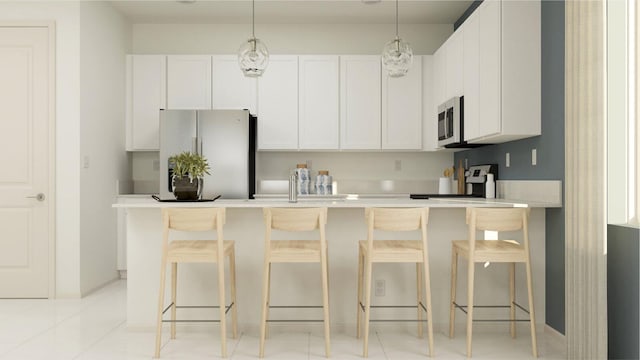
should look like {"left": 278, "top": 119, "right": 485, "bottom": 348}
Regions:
{"left": 382, "top": 56, "right": 422, "bottom": 150}
{"left": 445, "top": 30, "right": 464, "bottom": 99}
{"left": 126, "top": 55, "right": 166, "bottom": 151}
{"left": 432, "top": 45, "right": 446, "bottom": 107}
{"left": 257, "top": 55, "right": 298, "bottom": 150}
{"left": 299, "top": 56, "right": 339, "bottom": 150}
{"left": 340, "top": 56, "right": 381, "bottom": 150}
{"left": 477, "top": 0, "right": 502, "bottom": 139}
{"left": 463, "top": 11, "right": 480, "bottom": 142}
{"left": 422, "top": 56, "right": 438, "bottom": 151}
{"left": 167, "top": 55, "right": 212, "bottom": 109}
{"left": 211, "top": 55, "right": 257, "bottom": 113}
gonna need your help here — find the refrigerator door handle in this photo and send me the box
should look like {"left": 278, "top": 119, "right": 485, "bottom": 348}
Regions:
{"left": 191, "top": 137, "right": 197, "bottom": 154}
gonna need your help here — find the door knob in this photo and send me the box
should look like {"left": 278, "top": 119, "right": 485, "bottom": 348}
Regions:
{"left": 26, "top": 193, "right": 45, "bottom": 201}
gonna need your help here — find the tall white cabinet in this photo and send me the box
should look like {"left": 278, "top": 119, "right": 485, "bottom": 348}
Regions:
{"left": 257, "top": 55, "right": 299, "bottom": 150}
{"left": 298, "top": 56, "right": 340, "bottom": 150}
{"left": 462, "top": 0, "right": 541, "bottom": 144}
{"left": 126, "top": 55, "right": 166, "bottom": 151}
{"left": 340, "top": 56, "right": 381, "bottom": 150}
{"left": 382, "top": 56, "right": 423, "bottom": 150}
{"left": 167, "top": 55, "right": 212, "bottom": 109}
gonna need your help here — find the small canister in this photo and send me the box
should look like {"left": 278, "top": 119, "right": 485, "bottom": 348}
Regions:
{"left": 295, "top": 164, "right": 310, "bottom": 195}
{"left": 315, "top": 170, "right": 332, "bottom": 195}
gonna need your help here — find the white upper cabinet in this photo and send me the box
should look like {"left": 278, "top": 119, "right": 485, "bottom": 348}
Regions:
{"left": 211, "top": 55, "right": 257, "bottom": 113}
{"left": 167, "top": 55, "right": 212, "bottom": 109}
{"left": 382, "top": 56, "right": 423, "bottom": 150}
{"left": 126, "top": 55, "right": 166, "bottom": 151}
{"left": 340, "top": 56, "right": 381, "bottom": 150}
{"left": 257, "top": 55, "right": 299, "bottom": 150}
{"left": 422, "top": 55, "right": 438, "bottom": 151}
{"left": 432, "top": 45, "right": 447, "bottom": 109}
{"left": 445, "top": 30, "right": 464, "bottom": 99}
{"left": 463, "top": 10, "right": 480, "bottom": 142}
{"left": 298, "top": 56, "right": 339, "bottom": 150}
{"left": 465, "top": 0, "right": 541, "bottom": 143}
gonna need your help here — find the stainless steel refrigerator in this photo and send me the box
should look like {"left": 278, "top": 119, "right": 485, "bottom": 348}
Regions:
{"left": 159, "top": 109, "right": 257, "bottom": 200}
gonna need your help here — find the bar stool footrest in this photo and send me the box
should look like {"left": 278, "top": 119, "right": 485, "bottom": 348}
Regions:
{"left": 452, "top": 301, "right": 531, "bottom": 322}
{"left": 160, "top": 301, "right": 235, "bottom": 322}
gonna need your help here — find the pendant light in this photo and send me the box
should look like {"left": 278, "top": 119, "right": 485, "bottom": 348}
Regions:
{"left": 382, "top": 0, "right": 413, "bottom": 77}
{"left": 238, "top": 0, "right": 269, "bottom": 77}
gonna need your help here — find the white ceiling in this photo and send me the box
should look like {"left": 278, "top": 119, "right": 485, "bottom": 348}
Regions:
{"left": 108, "top": 0, "right": 473, "bottom": 25}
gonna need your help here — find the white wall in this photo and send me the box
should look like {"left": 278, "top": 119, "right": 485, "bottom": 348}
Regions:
{"left": 79, "top": 1, "right": 131, "bottom": 295}
{"left": 132, "top": 23, "right": 452, "bottom": 55}
{"left": 0, "top": 1, "right": 82, "bottom": 298}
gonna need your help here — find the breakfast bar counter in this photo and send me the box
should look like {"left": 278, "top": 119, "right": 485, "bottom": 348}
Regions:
{"left": 114, "top": 196, "right": 559, "bottom": 331}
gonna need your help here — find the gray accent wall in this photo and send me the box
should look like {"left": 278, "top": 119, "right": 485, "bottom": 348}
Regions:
{"left": 607, "top": 225, "right": 640, "bottom": 360}
{"left": 452, "top": 0, "right": 566, "bottom": 334}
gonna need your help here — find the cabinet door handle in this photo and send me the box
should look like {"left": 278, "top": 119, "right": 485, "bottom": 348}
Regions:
{"left": 26, "top": 193, "right": 46, "bottom": 201}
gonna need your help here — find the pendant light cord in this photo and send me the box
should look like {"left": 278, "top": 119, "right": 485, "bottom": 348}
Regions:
{"left": 252, "top": 0, "right": 255, "bottom": 38}
{"left": 395, "top": 0, "right": 399, "bottom": 38}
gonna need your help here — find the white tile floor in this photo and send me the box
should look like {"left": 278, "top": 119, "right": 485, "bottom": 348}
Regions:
{"left": 0, "top": 280, "right": 566, "bottom": 359}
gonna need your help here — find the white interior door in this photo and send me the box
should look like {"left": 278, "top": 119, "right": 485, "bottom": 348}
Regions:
{"left": 0, "top": 26, "right": 51, "bottom": 298}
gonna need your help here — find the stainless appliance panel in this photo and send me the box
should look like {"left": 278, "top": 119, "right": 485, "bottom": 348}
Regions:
{"left": 198, "top": 109, "right": 250, "bottom": 199}
{"left": 159, "top": 110, "right": 197, "bottom": 200}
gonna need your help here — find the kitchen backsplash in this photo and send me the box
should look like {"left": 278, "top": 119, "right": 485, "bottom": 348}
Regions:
{"left": 128, "top": 151, "right": 454, "bottom": 194}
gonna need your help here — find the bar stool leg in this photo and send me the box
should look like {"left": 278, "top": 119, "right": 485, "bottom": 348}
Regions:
{"left": 509, "top": 262, "right": 516, "bottom": 338}
{"left": 449, "top": 245, "right": 458, "bottom": 338}
{"left": 362, "top": 256, "right": 373, "bottom": 358}
{"left": 320, "top": 248, "right": 331, "bottom": 358}
{"left": 466, "top": 259, "right": 475, "bottom": 357}
{"left": 356, "top": 250, "right": 363, "bottom": 339}
{"left": 525, "top": 257, "right": 538, "bottom": 357}
{"left": 416, "top": 263, "right": 423, "bottom": 338}
{"left": 422, "top": 257, "right": 434, "bottom": 357}
{"left": 218, "top": 261, "right": 227, "bottom": 358}
{"left": 171, "top": 263, "right": 177, "bottom": 339}
{"left": 259, "top": 259, "right": 270, "bottom": 358}
{"left": 229, "top": 248, "right": 238, "bottom": 339}
{"left": 154, "top": 257, "right": 167, "bottom": 358}
{"left": 265, "top": 263, "right": 272, "bottom": 339}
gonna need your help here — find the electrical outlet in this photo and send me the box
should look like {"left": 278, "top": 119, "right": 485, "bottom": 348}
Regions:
{"left": 531, "top": 149, "right": 537, "bottom": 166}
{"left": 375, "top": 279, "right": 385, "bottom": 296}
{"left": 394, "top": 160, "right": 402, "bottom": 171}
{"left": 505, "top": 153, "right": 510, "bottom": 168}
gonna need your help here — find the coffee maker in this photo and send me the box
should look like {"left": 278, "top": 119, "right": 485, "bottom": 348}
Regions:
{"left": 465, "top": 164, "right": 498, "bottom": 197}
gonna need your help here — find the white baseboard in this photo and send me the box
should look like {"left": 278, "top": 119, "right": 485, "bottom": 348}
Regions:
{"left": 544, "top": 324, "right": 566, "bottom": 345}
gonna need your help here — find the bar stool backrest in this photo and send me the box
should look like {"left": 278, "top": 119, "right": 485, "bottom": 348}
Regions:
{"left": 266, "top": 207, "right": 327, "bottom": 232}
{"left": 465, "top": 207, "right": 529, "bottom": 232}
{"left": 161, "top": 208, "right": 226, "bottom": 260}
{"left": 366, "top": 208, "right": 428, "bottom": 232}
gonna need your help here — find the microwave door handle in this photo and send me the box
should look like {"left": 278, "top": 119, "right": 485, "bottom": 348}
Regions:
{"left": 443, "top": 112, "right": 449, "bottom": 139}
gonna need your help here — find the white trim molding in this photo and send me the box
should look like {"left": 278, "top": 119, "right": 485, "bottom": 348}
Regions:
{"left": 565, "top": 1, "right": 608, "bottom": 358}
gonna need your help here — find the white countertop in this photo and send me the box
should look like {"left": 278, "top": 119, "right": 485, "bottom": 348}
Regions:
{"left": 113, "top": 195, "right": 560, "bottom": 208}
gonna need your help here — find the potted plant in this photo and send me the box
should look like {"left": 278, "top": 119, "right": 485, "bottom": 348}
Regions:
{"left": 169, "top": 151, "right": 211, "bottom": 200}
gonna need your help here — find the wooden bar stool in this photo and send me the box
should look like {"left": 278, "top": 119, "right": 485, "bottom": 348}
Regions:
{"left": 154, "top": 208, "right": 238, "bottom": 358}
{"left": 449, "top": 207, "right": 537, "bottom": 357}
{"left": 259, "top": 207, "right": 330, "bottom": 358}
{"left": 357, "top": 207, "right": 434, "bottom": 357}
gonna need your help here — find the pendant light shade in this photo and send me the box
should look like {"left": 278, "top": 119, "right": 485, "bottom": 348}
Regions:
{"left": 382, "top": 0, "right": 413, "bottom": 77}
{"left": 238, "top": 0, "right": 269, "bottom": 77}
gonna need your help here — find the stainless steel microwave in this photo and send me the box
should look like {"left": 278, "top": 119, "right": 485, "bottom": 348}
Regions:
{"left": 437, "top": 96, "right": 462, "bottom": 148}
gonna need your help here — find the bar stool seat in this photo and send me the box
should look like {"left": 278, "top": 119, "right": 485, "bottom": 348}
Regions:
{"left": 270, "top": 240, "right": 322, "bottom": 262}
{"left": 449, "top": 207, "right": 537, "bottom": 358}
{"left": 154, "top": 208, "right": 237, "bottom": 359}
{"left": 357, "top": 207, "right": 434, "bottom": 358}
